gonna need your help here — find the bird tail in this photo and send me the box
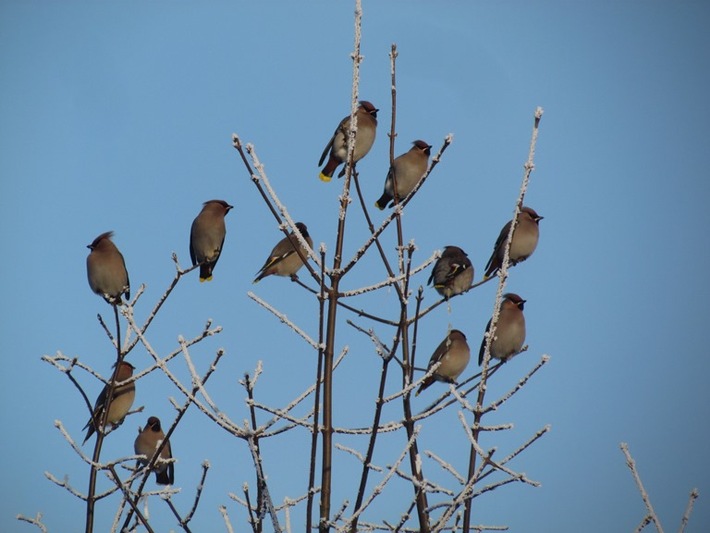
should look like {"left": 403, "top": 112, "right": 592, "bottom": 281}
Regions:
{"left": 319, "top": 155, "right": 340, "bottom": 182}
{"left": 415, "top": 377, "right": 433, "bottom": 396}
{"left": 374, "top": 192, "right": 391, "bottom": 210}
{"left": 199, "top": 264, "right": 213, "bottom": 282}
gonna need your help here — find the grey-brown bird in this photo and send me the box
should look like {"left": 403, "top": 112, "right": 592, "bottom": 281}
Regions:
{"left": 375, "top": 140, "right": 432, "bottom": 209}
{"left": 478, "top": 293, "right": 526, "bottom": 366}
{"left": 428, "top": 246, "right": 474, "bottom": 299}
{"left": 416, "top": 329, "right": 471, "bottom": 396}
{"left": 190, "top": 200, "right": 233, "bottom": 282}
{"left": 82, "top": 361, "right": 135, "bottom": 444}
{"left": 134, "top": 416, "right": 174, "bottom": 485}
{"left": 318, "top": 100, "right": 378, "bottom": 182}
{"left": 86, "top": 231, "right": 130, "bottom": 305}
{"left": 484, "top": 206, "right": 543, "bottom": 278}
{"left": 253, "top": 222, "right": 313, "bottom": 283}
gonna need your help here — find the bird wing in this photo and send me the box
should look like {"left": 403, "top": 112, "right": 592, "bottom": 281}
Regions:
{"left": 318, "top": 127, "right": 338, "bottom": 166}
{"left": 485, "top": 220, "right": 512, "bottom": 273}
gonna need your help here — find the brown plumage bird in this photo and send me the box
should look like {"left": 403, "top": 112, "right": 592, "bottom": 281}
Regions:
{"left": 86, "top": 231, "right": 130, "bottom": 305}
{"left": 82, "top": 361, "right": 135, "bottom": 444}
{"left": 427, "top": 246, "right": 474, "bottom": 299}
{"left": 190, "top": 200, "right": 233, "bottom": 282}
{"left": 416, "top": 329, "right": 471, "bottom": 396}
{"left": 484, "top": 206, "right": 543, "bottom": 278}
{"left": 253, "top": 222, "right": 313, "bottom": 283}
{"left": 375, "top": 140, "right": 431, "bottom": 209}
{"left": 318, "top": 101, "right": 378, "bottom": 182}
{"left": 134, "top": 416, "right": 174, "bottom": 485}
{"left": 478, "top": 293, "right": 526, "bottom": 366}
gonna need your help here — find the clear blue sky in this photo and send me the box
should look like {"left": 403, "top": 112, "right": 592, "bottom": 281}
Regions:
{"left": 1, "top": 1, "right": 709, "bottom": 531}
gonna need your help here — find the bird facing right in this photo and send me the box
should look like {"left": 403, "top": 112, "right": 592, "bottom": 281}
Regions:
{"left": 484, "top": 206, "right": 543, "bottom": 278}
{"left": 318, "top": 100, "right": 378, "bottom": 182}
{"left": 86, "top": 231, "right": 130, "bottom": 305}
{"left": 134, "top": 416, "right": 174, "bottom": 485}
{"left": 427, "top": 245, "right": 474, "bottom": 299}
{"left": 375, "top": 140, "right": 432, "bottom": 209}
{"left": 253, "top": 222, "right": 314, "bottom": 283}
{"left": 478, "top": 293, "right": 527, "bottom": 366}
{"left": 416, "top": 329, "right": 471, "bottom": 396}
{"left": 189, "top": 199, "right": 233, "bottom": 282}
{"left": 82, "top": 361, "right": 136, "bottom": 444}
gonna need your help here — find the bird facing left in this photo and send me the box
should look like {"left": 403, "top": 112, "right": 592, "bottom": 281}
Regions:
{"left": 86, "top": 231, "right": 130, "bottom": 305}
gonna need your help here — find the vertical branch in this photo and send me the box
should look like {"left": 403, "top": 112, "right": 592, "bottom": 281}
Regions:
{"left": 86, "top": 303, "right": 124, "bottom": 533}
{"left": 620, "top": 443, "right": 665, "bottom": 533}
{"left": 388, "top": 44, "right": 398, "bottom": 165}
{"left": 387, "top": 45, "right": 430, "bottom": 531}
{"left": 307, "top": 247, "right": 327, "bottom": 531}
{"left": 679, "top": 489, "right": 700, "bottom": 533}
{"left": 245, "top": 374, "right": 264, "bottom": 533}
{"left": 463, "top": 107, "right": 543, "bottom": 532}
{"left": 319, "top": 2, "right": 362, "bottom": 530}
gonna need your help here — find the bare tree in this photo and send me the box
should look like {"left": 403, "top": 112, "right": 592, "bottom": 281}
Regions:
{"left": 17, "top": 2, "right": 617, "bottom": 532}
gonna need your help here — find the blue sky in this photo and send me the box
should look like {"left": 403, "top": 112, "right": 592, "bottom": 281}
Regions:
{"left": 1, "top": 1, "right": 709, "bottom": 531}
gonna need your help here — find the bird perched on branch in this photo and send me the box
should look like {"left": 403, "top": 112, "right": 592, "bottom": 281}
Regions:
{"left": 82, "top": 361, "right": 135, "bottom": 444}
{"left": 375, "top": 140, "right": 431, "bottom": 209}
{"left": 134, "top": 416, "right": 174, "bottom": 485}
{"left": 416, "top": 329, "right": 470, "bottom": 396}
{"left": 86, "top": 231, "right": 130, "bottom": 305}
{"left": 478, "top": 293, "right": 526, "bottom": 366}
{"left": 318, "top": 101, "right": 378, "bottom": 182}
{"left": 190, "top": 199, "right": 233, "bottom": 282}
{"left": 428, "top": 246, "right": 474, "bottom": 299}
{"left": 484, "top": 206, "right": 543, "bottom": 278}
{"left": 253, "top": 222, "right": 313, "bottom": 283}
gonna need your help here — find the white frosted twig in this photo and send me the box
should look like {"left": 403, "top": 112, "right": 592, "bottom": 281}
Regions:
{"left": 249, "top": 348, "right": 348, "bottom": 435}
{"left": 42, "top": 352, "right": 107, "bottom": 383}
{"left": 219, "top": 505, "right": 235, "bottom": 533}
{"left": 334, "top": 443, "right": 383, "bottom": 474}
{"left": 425, "top": 450, "right": 466, "bottom": 484}
{"left": 380, "top": 361, "right": 442, "bottom": 404}
{"left": 499, "top": 425, "right": 551, "bottom": 467}
{"left": 245, "top": 435, "right": 282, "bottom": 532}
{"left": 244, "top": 143, "right": 322, "bottom": 270}
{"left": 679, "top": 488, "right": 700, "bottom": 533}
{"left": 15, "top": 513, "right": 48, "bottom": 532}
{"left": 339, "top": 252, "right": 438, "bottom": 298}
{"left": 249, "top": 401, "right": 314, "bottom": 432}
{"left": 274, "top": 492, "right": 310, "bottom": 512}
{"left": 342, "top": 426, "right": 421, "bottom": 528}
{"left": 248, "top": 292, "right": 321, "bottom": 350}
{"left": 449, "top": 384, "right": 477, "bottom": 413}
{"left": 51, "top": 420, "right": 138, "bottom": 472}
{"left": 620, "top": 442, "right": 665, "bottom": 533}
{"left": 122, "top": 253, "right": 203, "bottom": 353}
{"left": 635, "top": 516, "right": 654, "bottom": 532}
{"left": 391, "top": 467, "right": 454, "bottom": 496}
{"left": 124, "top": 309, "right": 244, "bottom": 437}
{"left": 482, "top": 355, "right": 550, "bottom": 415}
{"left": 457, "top": 411, "right": 540, "bottom": 490}
{"left": 178, "top": 335, "right": 221, "bottom": 415}
{"left": 45, "top": 471, "right": 89, "bottom": 500}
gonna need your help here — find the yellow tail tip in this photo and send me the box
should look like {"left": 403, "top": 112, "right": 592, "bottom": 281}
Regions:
{"left": 319, "top": 172, "right": 332, "bottom": 183}
{"left": 199, "top": 276, "right": 213, "bottom": 282}
{"left": 374, "top": 201, "right": 384, "bottom": 210}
